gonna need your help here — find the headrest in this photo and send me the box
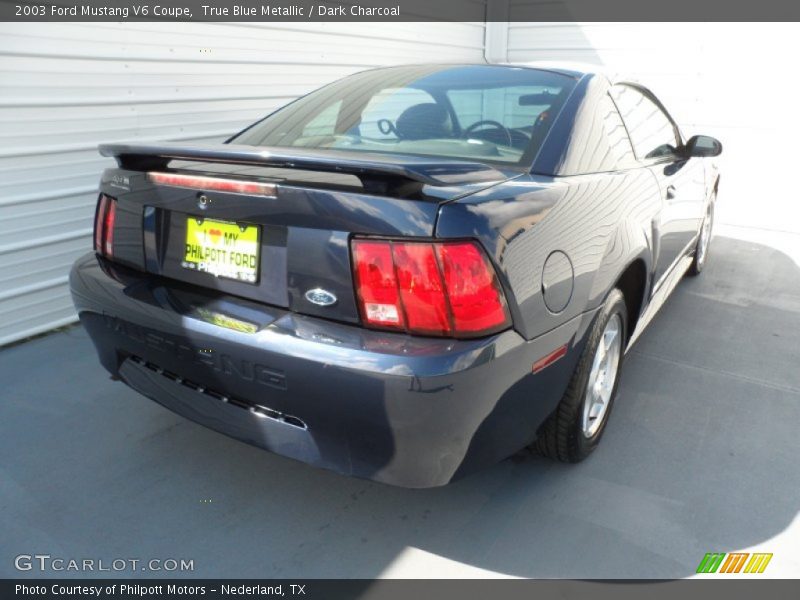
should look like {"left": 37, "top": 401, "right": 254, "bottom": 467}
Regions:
{"left": 395, "top": 103, "right": 452, "bottom": 140}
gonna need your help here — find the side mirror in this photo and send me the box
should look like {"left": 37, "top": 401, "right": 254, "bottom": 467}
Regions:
{"left": 682, "top": 135, "right": 722, "bottom": 158}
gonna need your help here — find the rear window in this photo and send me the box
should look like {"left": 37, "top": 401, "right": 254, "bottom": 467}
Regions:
{"left": 231, "top": 65, "right": 577, "bottom": 167}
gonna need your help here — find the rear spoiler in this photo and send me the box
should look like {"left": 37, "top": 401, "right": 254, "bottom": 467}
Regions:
{"left": 99, "top": 143, "right": 509, "bottom": 187}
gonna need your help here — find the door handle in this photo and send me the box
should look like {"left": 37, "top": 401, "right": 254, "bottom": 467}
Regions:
{"left": 666, "top": 185, "right": 677, "bottom": 200}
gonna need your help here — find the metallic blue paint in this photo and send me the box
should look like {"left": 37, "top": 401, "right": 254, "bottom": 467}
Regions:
{"left": 71, "top": 64, "right": 720, "bottom": 486}
{"left": 71, "top": 254, "right": 595, "bottom": 488}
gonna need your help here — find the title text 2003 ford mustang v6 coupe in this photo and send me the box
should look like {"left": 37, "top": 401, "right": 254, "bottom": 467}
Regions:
{"left": 70, "top": 64, "right": 721, "bottom": 487}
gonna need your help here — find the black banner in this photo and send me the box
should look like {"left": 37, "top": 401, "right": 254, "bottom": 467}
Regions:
{"left": 3, "top": 0, "right": 800, "bottom": 22}
{"left": 5, "top": 580, "right": 800, "bottom": 600}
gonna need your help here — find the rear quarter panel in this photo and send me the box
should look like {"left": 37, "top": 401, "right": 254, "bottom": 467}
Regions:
{"left": 435, "top": 170, "right": 662, "bottom": 341}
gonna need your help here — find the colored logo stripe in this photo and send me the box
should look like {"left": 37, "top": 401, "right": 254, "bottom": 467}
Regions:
{"left": 697, "top": 553, "right": 726, "bottom": 573}
{"left": 697, "top": 552, "right": 773, "bottom": 574}
{"left": 744, "top": 553, "right": 773, "bottom": 573}
{"left": 719, "top": 553, "right": 749, "bottom": 573}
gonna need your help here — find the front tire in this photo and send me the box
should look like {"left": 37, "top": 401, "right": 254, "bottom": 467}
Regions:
{"left": 534, "top": 289, "right": 627, "bottom": 462}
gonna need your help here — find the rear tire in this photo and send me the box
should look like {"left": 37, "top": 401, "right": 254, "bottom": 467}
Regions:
{"left": 687, "top": 197, "right": 715, "bottom": 276}
{"left": 534, "top": 289, "right": 627, "bottom": 462}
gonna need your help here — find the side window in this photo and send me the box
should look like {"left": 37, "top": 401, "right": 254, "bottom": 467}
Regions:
{"left": 610, "top": 85, "right": 679, "bottom": 159}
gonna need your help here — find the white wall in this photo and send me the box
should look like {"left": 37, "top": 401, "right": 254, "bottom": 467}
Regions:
{"left": 0, "top": 21, "right": 486, "bottom": 346}
{"left": 2, "top": 21, "right": 798, "bottom": 346}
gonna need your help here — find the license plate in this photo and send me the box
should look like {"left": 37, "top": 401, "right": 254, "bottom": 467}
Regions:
{"left": 182, "top": 217, "right": 260, "bottom": 283}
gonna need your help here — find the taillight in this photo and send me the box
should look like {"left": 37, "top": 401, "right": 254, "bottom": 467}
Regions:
{"left": 393, "top": 243, "right": 450, "bottom": 335}
{"left": 352, "top": 241, "right": 404, "bottom": 329}
{"left": 94, "top": 195, "right": 108, "bottom": 253}
{"left": 351, "top": 239, "right": 511, "bottom": 338}
{"left": 94, "top": 194, "right": 117, "bottom": 259}
{"left": 437, "top": 243, "right": 510, "bottom": 334}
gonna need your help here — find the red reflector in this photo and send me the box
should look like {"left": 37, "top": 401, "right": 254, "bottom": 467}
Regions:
{"left": 352, "top": 241, "right": 404, "bottom": 329}
{"left": 351, "top": 238, "right": 511, "bottom": 338}
{"left": 532, "top": 343, "right": 569, "bottom": 374}
{"left": 148, "top": 172, "right": 277, "bottom": 196}
{"left": 437, "top": 242, "right": 510, "bottom": 335}
{"left": 103, "top": 199, "right": 116, "bottom": 258}
{"left": 94, "top": 194, "right": 108, "bottom": 253}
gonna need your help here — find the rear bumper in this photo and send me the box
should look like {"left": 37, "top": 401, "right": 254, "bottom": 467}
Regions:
{"left": 70, "top": 252, "right": 596, "bottom": 487}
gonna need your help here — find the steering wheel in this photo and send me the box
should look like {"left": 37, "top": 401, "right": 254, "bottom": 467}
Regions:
{"left": 463, "top": 120, "right": 514, "bottom": 147}
{"left": 377, "top": 118, "right": 398, "bottom": 136}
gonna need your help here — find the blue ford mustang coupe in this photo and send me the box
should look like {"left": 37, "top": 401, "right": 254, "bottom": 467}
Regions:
{"left": 70, "top": 63, "right": 721, "bottom": 487}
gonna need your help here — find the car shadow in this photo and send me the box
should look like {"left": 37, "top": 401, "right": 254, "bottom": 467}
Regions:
{"left": 1, "top": 235, "right": 798, "bottom": 579}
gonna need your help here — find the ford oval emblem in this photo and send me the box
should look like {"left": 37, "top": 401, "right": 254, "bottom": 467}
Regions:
{"left": 305, "top": 288, "right": 337, "bottom": 307}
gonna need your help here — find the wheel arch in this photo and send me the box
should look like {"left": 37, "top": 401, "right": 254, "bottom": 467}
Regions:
{"left": 586, "top": 213, "right": 654, "bottom": 343}
{"left": 613, "top": 257, "right": 649, "bottom": 342}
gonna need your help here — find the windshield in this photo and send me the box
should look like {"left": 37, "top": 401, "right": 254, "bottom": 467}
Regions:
{"left": 230, "top": 65, "right": 577, "bottom": 167}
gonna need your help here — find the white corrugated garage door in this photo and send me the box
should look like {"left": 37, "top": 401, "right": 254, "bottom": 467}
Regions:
{"left": 0, "top": 21, "right": 486, "bottom": 346}
{"left": 3, "top": 21, "right": 797, "bottom": 347}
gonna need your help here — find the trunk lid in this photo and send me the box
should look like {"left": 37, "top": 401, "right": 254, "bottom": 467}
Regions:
{"left": 99, "top": 143, "right": 519, "bottom": 326}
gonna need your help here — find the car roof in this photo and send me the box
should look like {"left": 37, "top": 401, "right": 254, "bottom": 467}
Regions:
{"left": 505, "top": 61, "right": 601, "bottom": 78}
{"left": 365, "top": 62, "right": 642, "bottom": 88}
{"left": 504, "top": 61, "right": 642, "bottom": 86}
{"left": 360, "top": 60, "right": 647, "bottom": 89}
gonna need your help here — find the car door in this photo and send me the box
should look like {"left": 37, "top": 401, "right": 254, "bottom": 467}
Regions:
{"left": 610, "top": 84, "right": 706, "bottom": 286}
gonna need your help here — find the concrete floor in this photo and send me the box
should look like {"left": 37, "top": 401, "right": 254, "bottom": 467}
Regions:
{"left": 1, "top": 228, "right": 799, "bottom": 579}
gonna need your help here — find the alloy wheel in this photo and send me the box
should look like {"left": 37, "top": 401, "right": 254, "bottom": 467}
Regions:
{"left": 581, "top": 313, "right": 622, "bottom": 438}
